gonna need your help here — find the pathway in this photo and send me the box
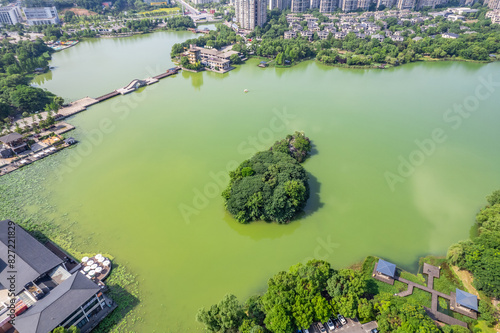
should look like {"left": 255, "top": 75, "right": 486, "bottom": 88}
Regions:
{"left": 373, "top": 262, "right": 477, "bottom": 328}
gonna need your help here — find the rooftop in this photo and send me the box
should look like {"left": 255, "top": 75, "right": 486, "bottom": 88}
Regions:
{"left": 0, "top": 133, "right": 23, "bottom": 145}
{"left": 0, "top": 220, "right": 63, "bottom": 294}
{"left": 15, "top": 272, "right": 100, "bottom": 333}
{"left": 376, "top": 259, "right": 396, "bottom": 278}
{"left": 455, "top": 288, "right": 478, "bottom": 311}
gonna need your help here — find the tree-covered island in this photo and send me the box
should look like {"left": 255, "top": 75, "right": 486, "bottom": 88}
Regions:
{"left": 222, "top": 132, "right": 312, "bottom": 224}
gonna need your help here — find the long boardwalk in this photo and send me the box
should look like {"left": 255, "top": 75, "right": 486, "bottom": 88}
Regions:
{"left": 0, "top": 67, "right": 181, "bottom": 177}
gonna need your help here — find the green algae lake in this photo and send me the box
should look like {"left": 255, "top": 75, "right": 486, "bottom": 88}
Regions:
{"left": 4, "top": 29, "right": 500, "bottom": 331}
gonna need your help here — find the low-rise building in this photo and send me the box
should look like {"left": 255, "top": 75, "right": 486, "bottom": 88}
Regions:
{"left": 0, "top": 5, "right": 22, "bottom": 25}
{"left": 442, "top": 32, "right": 459, "bottom": 38}
{"left": 300, "top": 30, "right": 314, "bottom": 40}
{"left": 0, "top": 133, "right": 28, "bottom": 154}
{"left": 317, "top": 30, "right": 330, "bottom": 39}
{"left": 486, "top": 10, "right": 500, "bottom": 24}
{"left": 183, "top": 45, "right": 238, "bottom": 72}
{"left": 22, "top": 6, "right": 60, "bottom": 25}
{"left": 284, "top": 30, "right": 297, "bottom": 39}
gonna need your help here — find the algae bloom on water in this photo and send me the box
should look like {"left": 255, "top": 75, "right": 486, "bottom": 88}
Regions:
{"left": 222, "top": 132, "right": 313, "bottom": 224}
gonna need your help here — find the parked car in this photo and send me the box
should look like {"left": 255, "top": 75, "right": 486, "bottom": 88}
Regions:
{"left": 317, "top": 322, "right": 327, "bottom": 332}
{"left": 326, "top": 319, "right": 336, "bottom": 330}
{"left": 334, "top": 318, "right": 342, "bottom": 328}
{"left": 303, "top": 329, "right": 309, "bottom": 333}
{"left": 338, "top": 314, "right": 347, "bottom": 325}
{"left": 371, "top": 329, "right": 379, "bottom": 333}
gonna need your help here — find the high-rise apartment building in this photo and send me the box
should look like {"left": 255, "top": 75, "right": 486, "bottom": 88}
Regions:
{"left": 235, "top": 0, "right": 268, "bottom": 30}
{"left": 319, "top": 0, "right": 337, "bottom": 12}
{"left": 291, "top": 0, "right": 310, "bottom": 12}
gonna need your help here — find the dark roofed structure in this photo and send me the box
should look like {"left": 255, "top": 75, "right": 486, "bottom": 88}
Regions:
{"left": 376, "top": 259, "right": 396, "bottom": 278}
{"left": 15, "top": 272, "right": 100, "bottom": 333}
{"left": 0, "top": 133, "right": 23, "bottom": 144}
{"left": 0, "top": 220, "right": 63, "bottom": 294}
{"left": 14, "top": 272, "right": 100, "bottom": 333}
{"left": 455, "top": 288, "right": 478, "bottom": 312}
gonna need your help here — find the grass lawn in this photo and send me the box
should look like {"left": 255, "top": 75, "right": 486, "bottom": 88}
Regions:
{"left": 475, "top": 320, "right": 498, "bottom": 333}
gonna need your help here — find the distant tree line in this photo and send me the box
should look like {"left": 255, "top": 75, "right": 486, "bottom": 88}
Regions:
{"left": 166, "top": 16, "right": 195, "bottom": 30}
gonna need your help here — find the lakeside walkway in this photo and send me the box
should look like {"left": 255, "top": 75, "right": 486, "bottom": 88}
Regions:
{"left": 373, "top": 262, "right": 477, "bottom": 328}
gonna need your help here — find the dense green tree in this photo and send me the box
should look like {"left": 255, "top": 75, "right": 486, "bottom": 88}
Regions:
{"left": 230, "top": 53, "right": 242, "bottom": 64}
{"left": 10, "top": 85, "right": 50, "bottom": 113}
{"left": 447, "top": 190, "right": 500, "bottom": 298}
{"left": 487, "top": 190, "right": 500, "bottom": 206}
{"left": 223, "top": 133, "right": 312, "bottom": 223}
{"left": 196, "top": 294, "right": 245, "bottom": 333}
{"left": 166, "top": 16, "right": 195, "bottom": 30}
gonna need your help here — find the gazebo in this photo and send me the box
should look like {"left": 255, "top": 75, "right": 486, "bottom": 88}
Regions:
{"left": 376, "top": 259, "right": 396, "bottom": 278}
{"left": 372, "top": 258, "right": 397, "bottom": 285}
{"left": 455, "top": 288, "right": 478, "bottom": 312}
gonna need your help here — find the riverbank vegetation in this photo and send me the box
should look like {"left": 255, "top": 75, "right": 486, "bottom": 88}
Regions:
{"left": 446, "top": 189, "right": 500, "bottom": 329}
{"left": 196, "top": 259, "right": 459, "bottom": 333}
{"left": 222, "top": 132, "right": 312, "bottom": 224}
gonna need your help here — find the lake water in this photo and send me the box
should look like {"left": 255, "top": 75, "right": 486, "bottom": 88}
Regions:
{"left": 23, "top": 31, "right": 500, "bottom": 331}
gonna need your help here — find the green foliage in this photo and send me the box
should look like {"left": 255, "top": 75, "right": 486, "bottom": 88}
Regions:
{"left": 262, "top": 260, "right": 333, "bottom": 331}
{"left": 0, "top": 39, "right": 61, "bottom": 123}
{"left": 230, "top": 53, "right": 242, "bottom": 64}
{"left": 486, "top": 190, "right": 500, "bottom": 206}
{"left": 478, "top": 300, "right": 496, "bottom": 327}
{"left": 327, "top": 269, "right": 367, "bottom": 298}
{"left": 166, "top": 16, "right": 195, "bottom": 30}
{"left": 196, "top": 294, "right": 245, "bottom": 332}
{"left": 374, "top": 295, "right": 441, "bottom": 333}
{"left": 171, "top": 25, "right": 240, "bottom": 58}
{"left": 447, "top": 190, "right": 500, "bottom": 299}
{"left": 271, "top": 131, "right": 312, "bottom": 163}
{"left": 10, "top": 85, "right": 50, "bottom": 113}
{"left": 222, "top": 147, "right": 310, "bottom": 223}
{"left": 442, "top": 325, "right": 471, "bottom": 333}
{"left": 52, "top": 327, "right": 80, "bottom": 333}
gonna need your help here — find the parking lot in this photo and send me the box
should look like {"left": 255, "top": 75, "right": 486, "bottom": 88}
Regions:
{"left": 307, "top": 318, "right": 378, "bottom": 333}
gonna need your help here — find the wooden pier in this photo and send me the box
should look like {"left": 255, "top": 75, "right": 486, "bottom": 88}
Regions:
{"left": 96, "top": 91, "right": 120, "bottom": 102}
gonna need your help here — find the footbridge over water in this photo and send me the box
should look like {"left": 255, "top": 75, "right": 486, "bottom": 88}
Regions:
{"left": 95, "top": 67, "right": 181, "bottom": 102}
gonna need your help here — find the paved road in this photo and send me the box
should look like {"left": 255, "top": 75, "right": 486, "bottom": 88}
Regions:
{"left": 173, "top": 0, "right": 198, "bottom": 15}
{"left": 308, "top": 319, "right": 378, "bottom": 333}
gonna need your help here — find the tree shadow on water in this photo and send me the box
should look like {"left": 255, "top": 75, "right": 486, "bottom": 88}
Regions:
{"left": 300, "top": 172, "right": 324, "bottom": 219}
